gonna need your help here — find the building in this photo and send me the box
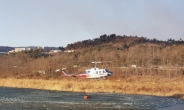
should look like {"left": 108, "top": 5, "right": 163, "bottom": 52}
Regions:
{"left": 15, "top": 48, "right": 26, "bottom": 52}
{"left": 8, "top": 47, "right": 30, "bottom": 54}
{"left": 64, "top": 50, "right": 75, "bottom": 53}
{"left": 49, "top": 50, "right": 63, "bottom": 54}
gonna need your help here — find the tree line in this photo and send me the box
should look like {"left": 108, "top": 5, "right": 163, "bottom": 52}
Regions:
{"left": 66, "top": 34, "right": 184, "bottom": 50}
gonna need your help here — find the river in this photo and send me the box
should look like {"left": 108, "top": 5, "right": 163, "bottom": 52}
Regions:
{"left": 0, "top": 87, "right": 184, "bottom": 110}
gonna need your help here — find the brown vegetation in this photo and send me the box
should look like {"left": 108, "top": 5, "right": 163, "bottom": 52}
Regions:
{"left": 0, "top": 37, "right": 184, "bottom": 98}
{"left": 0, "top": 76, "right": 184, "bottom": 98}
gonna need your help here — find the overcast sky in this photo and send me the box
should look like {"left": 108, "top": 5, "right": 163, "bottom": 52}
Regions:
{"left": 0, "top": 0, "right": 184, "bottom": 47}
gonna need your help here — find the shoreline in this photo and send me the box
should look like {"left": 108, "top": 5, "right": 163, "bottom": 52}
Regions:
{"left": 0, "top": 78, "right": 184, "bottom": 99}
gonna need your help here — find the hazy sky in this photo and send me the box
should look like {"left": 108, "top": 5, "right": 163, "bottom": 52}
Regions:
{"left": 0, "top": 0, "right": 184, "bottom": 47}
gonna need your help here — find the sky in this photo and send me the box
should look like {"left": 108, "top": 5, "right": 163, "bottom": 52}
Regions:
{"left": 0, "top": 0, "right": 184, "bottom": 47}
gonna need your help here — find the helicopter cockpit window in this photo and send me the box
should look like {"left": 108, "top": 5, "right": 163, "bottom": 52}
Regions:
{"left": 105, "top": 69, "right": 112, "bottom": 73}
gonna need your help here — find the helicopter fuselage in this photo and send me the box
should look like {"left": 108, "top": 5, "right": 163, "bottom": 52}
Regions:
{"left": 80, "top": 67, "right": 113, "bottom": 78}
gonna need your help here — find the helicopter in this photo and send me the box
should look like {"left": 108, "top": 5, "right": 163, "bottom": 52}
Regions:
{"left": 60, "top": 62, "right": 113, "bottom": 79}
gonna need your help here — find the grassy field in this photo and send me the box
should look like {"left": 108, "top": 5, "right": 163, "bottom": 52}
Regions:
{"left": 0, "top": 75, "right": 184, "bottom": 98}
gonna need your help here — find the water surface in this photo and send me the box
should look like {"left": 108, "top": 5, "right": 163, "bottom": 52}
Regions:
{"left": 0, "top": 87, "right": 184, "bottom": 110}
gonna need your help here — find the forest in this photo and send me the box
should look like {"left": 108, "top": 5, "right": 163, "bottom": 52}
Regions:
{"left": 66, "top": 34, "right": 184, "bottom": 50}
{"left": 0, "top": 34, "right": 184, "bottom": 80}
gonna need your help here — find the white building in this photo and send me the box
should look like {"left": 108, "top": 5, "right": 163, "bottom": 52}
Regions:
{"left": 15, "top": 48, "right": 26, "bottom": 52}
{"left": 49, "top": 50, "right": 62, "bottom": 54}
{"left": 8, "top": 47, "right": 30, "bottom": 54}
{"left": 64, "top": 50, "right": 74, "bottom": 53}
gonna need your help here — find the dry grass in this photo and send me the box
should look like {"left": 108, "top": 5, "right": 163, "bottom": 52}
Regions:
{"left": 0, "top": 76, "right": 184, "bottom": 98}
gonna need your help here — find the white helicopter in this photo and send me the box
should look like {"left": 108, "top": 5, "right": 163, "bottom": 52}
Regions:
{"left": 60, "top": 62, "right": 113, "bottom": 79}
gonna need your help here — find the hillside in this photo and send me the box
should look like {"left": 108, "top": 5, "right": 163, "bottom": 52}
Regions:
{"left": 0, "top": 34, "right": 184, "bottom": 98}
{"left": 66, "top": 34, "right": 184, "bottom": 50}
{"left": 0, "top": 34, "right": 183, "bottom": 79}
{"left": 0, "top": 46, "right": 14, "bottom": 52}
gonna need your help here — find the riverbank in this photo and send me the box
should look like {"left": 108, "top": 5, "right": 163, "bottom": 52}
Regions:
{"left": 0, "top": 77, "right": 184, "bottom": 99}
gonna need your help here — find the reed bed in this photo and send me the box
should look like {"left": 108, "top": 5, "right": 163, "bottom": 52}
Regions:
{"left": 0, "top": 76, "right": 184, "bottom": 98}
